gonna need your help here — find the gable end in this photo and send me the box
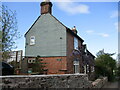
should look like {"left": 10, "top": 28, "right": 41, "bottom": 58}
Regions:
{"left": 24, "top": 15, "right": 41, "bottom": 37}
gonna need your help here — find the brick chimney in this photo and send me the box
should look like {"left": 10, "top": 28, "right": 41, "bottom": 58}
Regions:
{"left": 72, "top": 26, "right": 77, "bottom": 34}
{"left": 40, "top": 0, "right": 53, "bottom": 15}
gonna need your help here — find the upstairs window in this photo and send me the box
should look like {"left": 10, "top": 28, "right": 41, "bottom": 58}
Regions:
{"left": 74, "top": 37, "right": 78, "bottom": 50}
{"left": 30, "top": 36, "right": 35, "bottom": 45}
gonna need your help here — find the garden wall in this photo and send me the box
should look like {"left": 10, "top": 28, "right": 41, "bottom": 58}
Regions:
{"left": 92, "top": 77, "right": 108, "bottom": 88}
{"left": 0, "top": 74, "right": 107, "bottom": 89}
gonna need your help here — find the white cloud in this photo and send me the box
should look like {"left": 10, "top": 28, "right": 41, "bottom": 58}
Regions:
{"left": 110, "top": 11, "right": 119, "bottom": 18}
{"left": 86, "top": 30, "right": 109, "bottom": 37}
{"left": 114, "top": 22, "right": 118, "bottom": 30}
{"left": 86, "top": 30, "right": 94, "bottom": 34}
{"left": 56, "top": 2, "right": 90, "bottom": 15}
{"left": 114, "top": 22, "right": 120, "bottom": 32}
{"left": 98, "top": 33, "right": 109, "bottom": 37}
{"left": 118, "top": 22, "right": 120, "bottom": 32}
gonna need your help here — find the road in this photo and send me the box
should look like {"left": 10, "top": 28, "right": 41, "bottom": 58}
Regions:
{"left": 103, "top": 81, "right": 120, "bottom": 88}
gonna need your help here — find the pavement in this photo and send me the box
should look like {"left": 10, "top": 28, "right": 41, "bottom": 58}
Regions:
{"left": 103, "top": 81, "right": 120, "bottom": 88}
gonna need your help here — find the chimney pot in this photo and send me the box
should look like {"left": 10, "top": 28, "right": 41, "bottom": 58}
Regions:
{"left": 72, "top": 26, "right": 77, "bottom": 34}
{"left": 43, "top": 0, "right": 50, "bottom": 2}
{"left": 73, "top": 26, "right": 76, "bottom": 29}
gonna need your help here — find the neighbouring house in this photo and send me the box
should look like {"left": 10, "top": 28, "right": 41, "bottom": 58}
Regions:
{"left": 24, "top": 0, "right": 95, "bottom": 75}
{"left": 7, "top": 50, "right": 23, "bottom": 69}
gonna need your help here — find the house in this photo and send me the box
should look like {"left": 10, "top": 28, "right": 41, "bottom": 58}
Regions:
{"left": 6, "top": 50, "right": 23, "bottom": 72}
{"left": 7, "top": 50, "right": 23, "bottom": 63}
{"left": 24, "top": 0, "right": 95, "bottom": 75}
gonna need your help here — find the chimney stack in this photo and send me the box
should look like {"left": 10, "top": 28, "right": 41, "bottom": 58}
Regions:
{"left": 40, "top": 0, "right": 53, "bottom": 15}
{"left": 43, "top": 0, "right": 50, "bottom": 2}
{"left": 72, "top": 26, "right": 77, "bottom": 34}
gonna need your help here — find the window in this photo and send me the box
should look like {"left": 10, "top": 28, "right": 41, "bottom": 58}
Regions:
{"left": 30, "top": 36, "right": 35, "bottom": 45}
{"left": 28, "top": 59, "right": 35, "bottom": 63}
{"left": 87, "top": 65, "right": 89, "bottom": 73}
{"left": 74, "top": 37, "right": 78, "bottom": 50}
{"left": 32, "top": 60, "right": 36, "bottom": 63}
{"left": 85, "top": 48, "right": 87, "bottom": 53}
{"left": 84, "top": 65, "right": 86, "bottom": 74}
{"left": 28, "top": 60, "right": 32, "bottom": 63}
{"left": 91, "top": 66, "right": 95, "bottom": 72}
{"left": 74, "top": 59, "right": 80, "bottom": 74}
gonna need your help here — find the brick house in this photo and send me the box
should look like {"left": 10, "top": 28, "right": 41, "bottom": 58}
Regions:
{"left": 24, "top": 0, "right": 95, "bottom": 75}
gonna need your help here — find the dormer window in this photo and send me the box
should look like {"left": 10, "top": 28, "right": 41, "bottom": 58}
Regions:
{"left": 74, "top": 37, "right": 78, "bottom": 50}
{"left": 30, "top": 36, "right": 35, "bottom": 45}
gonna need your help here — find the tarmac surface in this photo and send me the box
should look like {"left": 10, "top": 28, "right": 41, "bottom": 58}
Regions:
{"left": 103, "top": 81, "right": 120, "bottom": 88}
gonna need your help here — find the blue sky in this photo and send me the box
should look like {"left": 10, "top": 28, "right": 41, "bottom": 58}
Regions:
{"left": 3, "top": 2, "right": 118, "bottom": 59}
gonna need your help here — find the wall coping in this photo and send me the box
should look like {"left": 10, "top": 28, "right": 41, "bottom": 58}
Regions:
{"left": 0, "top": 73, "right": 87, "bottom": 78}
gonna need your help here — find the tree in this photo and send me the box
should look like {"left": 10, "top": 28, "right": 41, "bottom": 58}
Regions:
{"left": 96, "top": 49, "right": 115, "bottom": 57}
{"left": 116, "top": 65, "right": 120, "bottom": 79}
{"left": 96, "top": 49, "right": 105, "bottom": 57}
{"left": 0, "top": 31, "right": 2, "bottom": 59}
{"left": 32, "top": 56, "right": 46, "bottom": 74}
{"left": 95, "top": 50, "right": 116, "bottom": 81}
{"left": 1, "top": 5, "right": 20, "bottom": 61}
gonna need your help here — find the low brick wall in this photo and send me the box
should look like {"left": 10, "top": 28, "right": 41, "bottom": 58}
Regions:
{"left": 0, "top": 74, "right": 108, "bottom": 89}
{"left": 92, "top": 77, "right": 108, "bottom": 88}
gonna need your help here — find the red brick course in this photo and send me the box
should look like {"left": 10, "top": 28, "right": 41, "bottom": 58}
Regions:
{"left": 27, "top": 56, "right": 67, "bottom": 74}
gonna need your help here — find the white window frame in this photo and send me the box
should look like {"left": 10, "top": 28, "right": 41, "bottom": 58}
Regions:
{"left": 91, "top": 66, "right": 95, "bottom": 72}
{"left": 30, "top": 36, "right": 35, "bottom": 45}
{"left": 74, "top": 37, "right": 78, "bottom": 50}
{"left": 28, "top": 60, "right": 32, "bottom": 63}
{"left": 87, "top": 65, "right": 89, "bottom": 73}
{"left": 74, "top": 60, "right": 80, "bottom": 74}
{"left": 84, "top": 65, "right": 86, "bottom": 74}
{"left": 28, "top": 59, "right": 35, "bottom": 63}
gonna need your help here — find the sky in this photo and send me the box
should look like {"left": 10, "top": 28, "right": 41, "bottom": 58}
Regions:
{"left": 2, "top": 1, "right": 118, "bottom": 59}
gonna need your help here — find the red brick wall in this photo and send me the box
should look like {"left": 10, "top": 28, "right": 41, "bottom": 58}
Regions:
{"left": 27, "top": 56, "right": 67, "bottom": 74}
{"left": 66, "top": 31, "right": 83, "bottom": 74}
{"left": 41, "top": 4, "right": 52, "bottom": 14}
{"left": 66, "top": 32, "right": 74, "bottom": 74}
